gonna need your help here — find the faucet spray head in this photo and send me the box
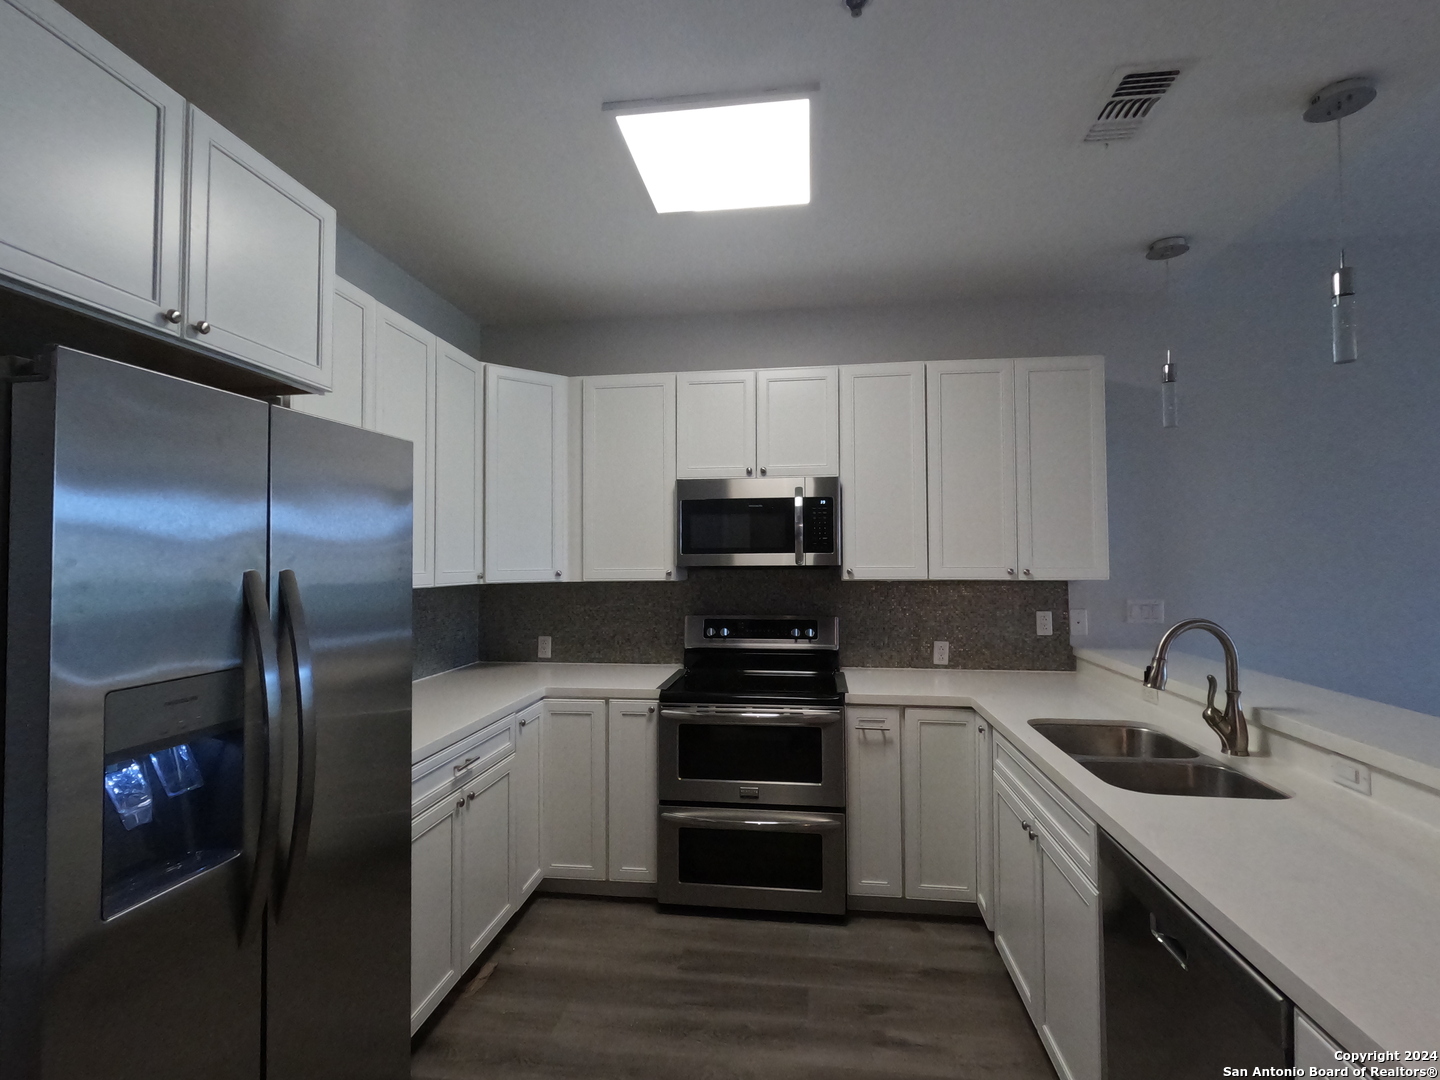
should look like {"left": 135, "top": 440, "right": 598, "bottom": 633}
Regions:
{"left": 1143, "top": 658, "right": 1168, "bottom": 690}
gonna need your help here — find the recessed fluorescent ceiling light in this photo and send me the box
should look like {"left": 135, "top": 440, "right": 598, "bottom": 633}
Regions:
{"left": 613, "top": 97, "right": 811, "bottom": 214}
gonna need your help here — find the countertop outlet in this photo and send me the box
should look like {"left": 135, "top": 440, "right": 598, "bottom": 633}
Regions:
{"left": 932, "top": 640, "right": 950, "bottom": 665}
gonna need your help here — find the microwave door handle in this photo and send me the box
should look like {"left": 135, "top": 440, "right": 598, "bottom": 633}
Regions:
{"left": 275, "top": 569, "right": 317, "bottom": 920}
{"left": 794, "top": 487, "right": 804, "bottom": 565}
{"left": 240, "top": 569, "right": 282, "bottom": 946}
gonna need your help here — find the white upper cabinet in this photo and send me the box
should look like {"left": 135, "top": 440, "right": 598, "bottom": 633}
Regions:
{"left": 927, "top": 360, "right": 1018, "bottom": 579}
{"left": 372, "top": 304, "right": 436, "bottom": 587}
{"left": 0, "top": 0, "right": 185, "bottom": 332}
{"left": 432, "top": 341, "right": 484, "bottom": 586}
{"left": 291, "top": 278, "right": 373, "bottom": 428}
{"left": 676, "top": 369, "right": 756, "bottom": 478}
{"left": 1015, "top": 356, "right": 1108, "bottom": 580}
{"left": 839, "top": 363, "right": 929, "bottom": 579}
{"left": 184, "top": 107, "right": 335, "bottom": 391}
{"left": 582, "top": 373, "right": 676, "bottom": 581}
{"left": 756, "top": 367, "right": 840, "bottom": 477}
{"left": 486, "top": 365, "right": 569, "bottom": 582}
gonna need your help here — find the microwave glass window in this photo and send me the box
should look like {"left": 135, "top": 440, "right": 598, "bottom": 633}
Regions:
{"left": 681, "top": 498, "right": 793, "bottom": 554}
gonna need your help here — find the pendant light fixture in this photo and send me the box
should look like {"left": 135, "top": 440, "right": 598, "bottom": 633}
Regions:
{"left": 1147, "top": 235, "right": 1190, "bottom": 428}
{"left": 1304, "top": 77, "right": 1377, "bottom": 364}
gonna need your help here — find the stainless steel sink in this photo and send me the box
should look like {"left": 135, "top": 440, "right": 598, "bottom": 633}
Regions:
{"left": 1029, "top": 720, "right": 1200, "bottom": 760}
{"left": 1027, "top": 719, "right": 1290, "bottom": 799}
{"left": 1079, "top": 759, "right": 1289, "bottom": 800}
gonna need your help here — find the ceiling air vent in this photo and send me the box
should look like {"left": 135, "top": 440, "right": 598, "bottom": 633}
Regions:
{"left": 1084, "top": 68, "right": 1181, "bottom": 143}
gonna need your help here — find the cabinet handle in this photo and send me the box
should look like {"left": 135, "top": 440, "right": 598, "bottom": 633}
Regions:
{"left": 162, "top": 308, "right": 183, "bottom": 324}
{"left": 453, "top": 756, "right": 478, "bottom": 773}
{"left": 193, "top": 320, "right": 211, "bottom": 335}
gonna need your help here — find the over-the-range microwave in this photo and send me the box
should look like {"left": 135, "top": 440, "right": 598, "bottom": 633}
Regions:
{"left": 676, "top": 477, "right": 840, "bottom": 567}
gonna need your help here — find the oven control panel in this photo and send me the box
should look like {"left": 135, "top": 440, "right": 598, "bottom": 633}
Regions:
{"left": 686, "top": 615, "right": 839, "bottom": 649}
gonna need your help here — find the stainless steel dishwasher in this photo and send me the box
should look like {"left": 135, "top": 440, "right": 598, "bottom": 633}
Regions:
{"left": 1099, "top": 830, "right": 1292, "bottom": 1077}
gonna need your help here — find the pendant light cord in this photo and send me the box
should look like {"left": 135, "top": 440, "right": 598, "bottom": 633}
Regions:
{"left": 1337, "top": 117, "right": 1347, "bottom": 266}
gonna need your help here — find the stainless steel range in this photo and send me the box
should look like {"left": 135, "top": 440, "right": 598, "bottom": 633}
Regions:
{"left": 656, "top": 616, "right": 847, "bottom": 915}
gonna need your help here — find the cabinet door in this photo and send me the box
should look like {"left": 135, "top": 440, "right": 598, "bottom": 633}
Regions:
{"left": 839, "top": 363, "right": 928, "bottom": 579}
{"left": 459, "top": 757, "right": 514, "bottom": 969}
{"left": 1294, "top": 1011, "right": 1345, "bottom": 1069}
{"left": 512, "top": 706, "right": 543, "bottom": 901}
{"left": 1015, "top": 356, "right": 1108, "bottom": 580}
{"left": 582, "top": 374, "right": 676, "bottom": 580}
{"left": 993, "top": 774, "right": 1043, "bottom": 1024}
{"left": 676, "top": 369, "right": 756, "bottom": 478}
{"left": 606, "top": 700, "right": 658, "bottom": 882}
{"left": 411, "top": 795, "right": 461, "bottom": 1032}
{"left": 757, "top": 367, "right": 839, "bottom": 476}
{"left": 901, "top": 708, "right": 977, "bottom": 902}
{"left": 433, "top": 342, "right": 484, "bottom": 585}
{"left": 927, "top": 360, "right": 1018, "bottom": 579}
{"left": 184, "top": 106, "right": 335, "bottom": 390}
{"left": 371, "top": 304, "right": 436, "bottom": 587}
{"left": 976, "top": 718, "right": 995, "bottom": 928}
{"left": 1038, "top": 829, "right": 1101, "bottom": 1080}
{"left": 0, "top": 0, "right": 185, "bottom": 332}
{"left": 846, "top": 707, "right": 902, "bottom": 898}
{"left": 486, "top": 365, "right": 569, "bottom": 581}
{"left": 540, "top": 699, "right": 607, "bottom": 880}
{"left": 291, "top": 277, "right": 373, "bottom": 427}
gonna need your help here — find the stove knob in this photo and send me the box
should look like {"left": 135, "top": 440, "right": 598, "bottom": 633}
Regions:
{"left": 807, "top": 628, "right": 816, "bottom": 638}
{"left": 792, "top": 628, "right": 800, "bottom": 637}
{"left": 720, "top": 627, "right": 730, "bottom": 637}
{"left": 706, "top": 627, "right": 715, "bottom": 637}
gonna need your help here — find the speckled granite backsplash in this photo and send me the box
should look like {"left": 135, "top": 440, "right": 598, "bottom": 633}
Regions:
{"left": 470, "top": 569, "right": 1072, "bottom": 669}
{"left": 414, "top": 585, "right": 482, "bottom": 678}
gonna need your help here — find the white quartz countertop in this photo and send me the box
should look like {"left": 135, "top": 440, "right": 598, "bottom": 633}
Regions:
{"left": 411, "top": 662, "right": 678, "bottom": 764}
{"left": 847, "top": 665, "right": 1440, "bottom": 1055}
{"left": 413, "top": 659, "right": 1440, "bottom": 1053}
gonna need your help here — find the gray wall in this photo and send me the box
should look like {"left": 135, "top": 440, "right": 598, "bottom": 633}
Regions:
{"left": 336, "top": 225, "right": 483, "bottom": 356}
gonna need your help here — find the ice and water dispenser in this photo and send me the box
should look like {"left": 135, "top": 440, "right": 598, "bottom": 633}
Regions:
{"left": 101, "top": 668, "right": 246, "bottom": 919}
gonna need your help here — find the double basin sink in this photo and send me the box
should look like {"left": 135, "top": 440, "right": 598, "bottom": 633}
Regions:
{"left": 1029, "top": 720, "right": 1289, "bottom": 799}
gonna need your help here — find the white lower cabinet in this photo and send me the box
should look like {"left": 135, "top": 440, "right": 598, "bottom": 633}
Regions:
{"left": 606, "top": 700, "right": 658, "bottom": 882}
{"left": 992, "top": 742, "right": 1102, "bottom": 1080}
{"left": 846, "top": 707, "right": 903, "bottom": 897}
{"left": 902, "top": 708, "right": 977, "bottom": 902}
{"left": 1294, "top": 1010, "right": 1346, "bottom": 1068}
{"left": 513, "top": 704, "right": 544, "bottom": 898}
{"left": 410, "top": 792, "right": 461, "bottom": 1032}
{"left": 458, "top": 756, "right": 514, "bottom": 969}
{"left": 540, "top": 699, "right": 607, "bottom": 880}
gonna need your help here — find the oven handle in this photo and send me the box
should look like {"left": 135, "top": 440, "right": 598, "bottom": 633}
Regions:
{"left": 660, "top": 809, "right": 844, "bottom": 832}
{"left": 659, "top": 707, "right": 841, "bottom": 724}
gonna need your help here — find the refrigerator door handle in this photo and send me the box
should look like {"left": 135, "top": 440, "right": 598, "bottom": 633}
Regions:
{"left": 276, "top": 569, "right": 317, "bottom": 918}
{"left": 240, "top": 569, "right": 283, "bottom": 945}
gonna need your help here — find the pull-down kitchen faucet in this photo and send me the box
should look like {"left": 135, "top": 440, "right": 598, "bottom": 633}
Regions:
{"left": 1142, "top": 619, "right": 1250, "bottom": 756}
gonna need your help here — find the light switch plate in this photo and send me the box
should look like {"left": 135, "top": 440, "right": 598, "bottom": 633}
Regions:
{"left": 1069, "top": 608, "right": 1088, "bottom": 636}
{"left": 1331, "top": 755, "right": 1371, "bottom": 795}
{"left": 1127, "top": 599, "right": 1165, "bottom": 624}
{"left": 932, "top": 640, "right": 950, "bottom": 665}
{"left": 537, "top": 635, "right": 552, "bottom": 659}
{"left": 1036, "top": 611, "right": 1053, "bottom": 636}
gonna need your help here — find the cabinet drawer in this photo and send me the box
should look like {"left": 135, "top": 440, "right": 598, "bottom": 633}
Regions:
{"left": 412, "top": 714, "right": 515, "bottom": 815}
{"left": 994, "top": 733, "right": 1096, "bottom": 883}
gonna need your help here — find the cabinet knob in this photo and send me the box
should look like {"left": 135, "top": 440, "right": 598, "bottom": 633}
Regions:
{"left": 554, "top": 570, "right": 562, "bottom": 579}
{"left": 468, "top": 792, "right": 477, "bottom": 803}
{"left": 978, "top": 724, "right": 986, "bottom": 734}
{"left": 1023, "top": 569, "right": 1032, "bottom": 576}
{"left": 456, "top": 798, "right": 465, "bottom": 809}
{"left": 745, "top": 467, "right": 753, "bottom": 476}
{"left": 1007, "top": 568, "right": 1016, "bottom": 576}
{"left": 760, "top": 467, "right": 767, "bottom": 475}
{"left": 193, "top": 321, "right": 211, "bottom": 335}
{"left": 162, "top": 308, "right": 183, "bottom": 324}
{"left": 846, "top": 568, "right": 854, "bottom": 577}
{"left": 665, "top": 570, "right": 672, "bottom": 578}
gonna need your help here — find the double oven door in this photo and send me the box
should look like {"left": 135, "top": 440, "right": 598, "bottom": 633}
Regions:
{"left": 657, "top": 704, "right": 846, "bottom": 915}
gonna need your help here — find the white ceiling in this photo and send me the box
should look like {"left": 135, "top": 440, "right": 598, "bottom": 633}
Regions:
{"left": 56, "top": 0, "right": 1440, "bottom": 325}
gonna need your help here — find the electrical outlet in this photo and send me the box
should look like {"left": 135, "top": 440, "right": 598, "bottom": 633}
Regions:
{"left": 932, "top": 640, "right": 950, "bottom": 665}
{"left": 1127, "top": 599, "right": 1165, "bottom": 624}
{"left": 1070, "top": 608, "right": 1088, "bottom": 636}
{"left": 1331, "top": 755, "right": 1371, "bottom": 795}
{"left": 1036, "top": 611, "right": 1053, "bottom": 636}
{"left": 537, "top": 635, "right": 552, "bottom": 659}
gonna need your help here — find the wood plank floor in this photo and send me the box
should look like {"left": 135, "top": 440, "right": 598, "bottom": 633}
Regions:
{"left": 412, "top": 897, "right": 1057, "bottom": 1079}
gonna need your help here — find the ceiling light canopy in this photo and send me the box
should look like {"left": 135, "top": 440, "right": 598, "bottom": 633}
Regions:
{"left": 607, "top": 91, "right": 813, "bottom": 214}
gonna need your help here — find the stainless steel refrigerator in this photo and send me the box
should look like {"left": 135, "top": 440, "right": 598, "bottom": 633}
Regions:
{"left": 0, "top": 348, "right": 412, "bottom": 1080}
